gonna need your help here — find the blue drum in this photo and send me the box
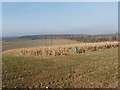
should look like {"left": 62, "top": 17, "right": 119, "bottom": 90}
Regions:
{"left": 73, "top": 47, "right": 77, "bottom": 52}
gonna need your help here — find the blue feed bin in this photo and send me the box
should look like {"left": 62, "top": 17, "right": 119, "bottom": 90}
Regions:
{"left": 73, "top": 47, "right": 77, "bottom": 52}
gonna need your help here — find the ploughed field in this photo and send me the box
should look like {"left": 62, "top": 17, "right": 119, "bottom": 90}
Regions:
{"left": 2, "top": 40, "right": 118, "bottom": 88}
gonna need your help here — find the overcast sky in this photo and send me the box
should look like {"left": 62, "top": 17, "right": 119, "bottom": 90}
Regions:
{"left": 2, "top": 2, "right": 118, "bottom": 37}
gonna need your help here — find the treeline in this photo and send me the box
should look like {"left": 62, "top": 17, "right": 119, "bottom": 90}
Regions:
{"left": 64, "top": 35, "right": 118, "bottom": 43}
{"left": 3, "top": 34, "right": 119, "bottom": 43}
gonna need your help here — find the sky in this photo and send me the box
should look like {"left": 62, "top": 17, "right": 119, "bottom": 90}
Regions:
{"left": 2, "top": 2, "right": 118, "bottom": 37}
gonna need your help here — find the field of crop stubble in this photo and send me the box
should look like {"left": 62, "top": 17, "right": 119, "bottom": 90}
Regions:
{"left": 2, "top": 40, "right": 119, "bottom": 88}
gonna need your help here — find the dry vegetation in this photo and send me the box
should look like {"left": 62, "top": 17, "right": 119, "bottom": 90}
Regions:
{"left": 3, "top": 41, "right": 118, "bottom": 56}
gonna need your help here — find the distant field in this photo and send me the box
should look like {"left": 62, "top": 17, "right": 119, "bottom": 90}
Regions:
{"left": 2, "top": 39, "right": 79, "bottom": 51}
{"left": 2, "top": 48, "right": 118, "bottom": 88}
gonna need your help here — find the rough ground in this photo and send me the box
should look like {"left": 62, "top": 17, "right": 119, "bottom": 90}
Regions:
{"left": 2, "top": 48, "right": 118, "bottom": 88}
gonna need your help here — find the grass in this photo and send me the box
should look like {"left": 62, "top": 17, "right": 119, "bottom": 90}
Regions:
{"left": 2, "top": 39, "right": 79, "bottom": 51}
{"left": 2, "top": 47, "right": 118, "bottom": 88}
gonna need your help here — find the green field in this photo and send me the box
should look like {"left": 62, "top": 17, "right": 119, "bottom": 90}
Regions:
{"left": 2, "top": 39, "right": 79, "bottom": 51}
{"left": 2, "top": 47, "right": 118, "bottom": 88}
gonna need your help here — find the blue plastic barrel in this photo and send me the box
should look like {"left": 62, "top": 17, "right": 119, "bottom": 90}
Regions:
{"left": 73, "top": 47, "right": 77, "bottom": 52}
